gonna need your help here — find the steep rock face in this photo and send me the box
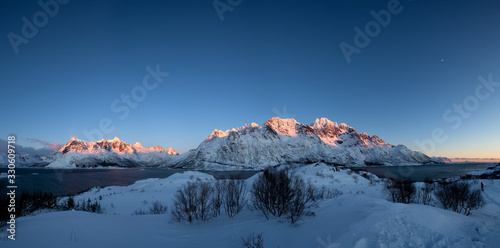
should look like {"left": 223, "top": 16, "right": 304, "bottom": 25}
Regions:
{"left": 59, "top": 138, "right": 90, "bottom": 154}
{"left": 311, "top": 118, "right": 391, "bottom": 148}
{"left": 175, "top": 117, "right": 434, "bottom": 168}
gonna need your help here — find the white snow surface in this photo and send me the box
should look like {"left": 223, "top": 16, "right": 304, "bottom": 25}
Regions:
{"left": 176, "top": 117, "right": 435, "bottom": 168}
{"left": 1, "top": 164, "right": 499, "bottom": 247}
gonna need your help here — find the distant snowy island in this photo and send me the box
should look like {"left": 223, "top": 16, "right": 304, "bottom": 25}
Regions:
{"left": 0, "top": 117, "right": 450, "bottom": 169}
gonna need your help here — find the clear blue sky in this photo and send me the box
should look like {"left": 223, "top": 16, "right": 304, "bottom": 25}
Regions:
{"left": 1, "top": 0, "right": 499, "bottom": 157}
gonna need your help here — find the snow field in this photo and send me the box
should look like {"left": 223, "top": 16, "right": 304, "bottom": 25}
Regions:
{"left": 1, "top": 164, "right": 499, "bottom": 247}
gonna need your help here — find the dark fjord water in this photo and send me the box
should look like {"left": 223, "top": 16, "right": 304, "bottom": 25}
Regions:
{"left": 0, "top": 163, "right": 492, "bottom": 196}
{"left": 0, "top": 168, "right": 258, "bottom": 196}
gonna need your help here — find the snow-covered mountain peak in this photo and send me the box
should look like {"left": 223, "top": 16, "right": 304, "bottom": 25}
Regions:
{"left": 205, "top": 129, "right": 229, "bottom": 141}
{"left": 264, "top": 117, "right": 302, "bottom": 136}
{"left": 109, "top": 137, "right": 121, "bottom": 143}
{"left": 313, "top": 117, "right": 338, "bottom": 128}
{"left": 165, "top": 147, "right": 180, "bottom": 155}
{"left": 204, "top": 122, "right": 261, "bottom": 141}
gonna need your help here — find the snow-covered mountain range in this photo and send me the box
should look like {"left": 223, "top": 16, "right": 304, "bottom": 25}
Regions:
{"left": 0, "top": 117, "right": 448, "bottom": 169}
{"left": 174, "top": 117, "right": 438, "bottom": 169}
{"left": 0, "top": 137, "right": 179, "bottom": 168}
{"left": 58, "top": 137, "right": 179, "bottom": 156}
{"left": 46, "top": 137, "right": 180, "bottom": 168}
{"left": 0, "top": 153, "right": 48, "bottom": 167}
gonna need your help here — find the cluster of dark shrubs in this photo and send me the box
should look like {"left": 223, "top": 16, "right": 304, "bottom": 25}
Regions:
{"left": 171, "top": 179, "right": 248, "bottom": 223}
{"left": 134, "top": 200, "right": 168, "bottom": 215}
{"left": 0, "top": 188, "right": 103, "bottom": 226}
{"left": 66, "top": 197, "right": 103, "bottom": 213}
{"left": 250, "top": 168, "right": 318, "bottom": 224}
{"left": 386, "top": 179, "right": 485, "bottom": 215}
{"left": 17, "top": 190, "right": 61, "bottom": 216}
{"left": 434, "top": 181, "right": 485, "bottom": 216}
{"left": 171, "top": 168, "right": 341, "bottom": 224}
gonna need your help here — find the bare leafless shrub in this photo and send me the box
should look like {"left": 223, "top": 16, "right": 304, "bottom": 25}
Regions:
{"left": 287, "top": 178, "right": 315, "bottom": 224}
{"left": 415, "top": 183, "right": 433, "bottom": 205}
{"left": 171, "top": 182, "right": 196, "bottom": 222}
{"left": 435, "top": 181, "right": 485, "bottom": 215}
{"left": 360, "top": 172, "right": 378, "bottom": 186}
{"left": 352, "top": 174, "right": 359, "bottom": 184}
{"left": 133, "top": 209, "right": 147, "bottom": 215}
{"left": 212, "top": 180, "right": 224, "bottom": 217}
{"left": 149, "top": 200, "right": 168, "bottom": 214}
{"left": 250, "top": 168, "right": 290, "bottom": 219}
{"left": 313, "top": 185, "right": 342, "bottom": 200}
{"left": 223, "top": 179, "right": 247, "bottom": 218}
{"left": 171, "top": 181, "right": 213, "bottom": 223}
{"left": 250, "top": 168, "right": 317, "bottom": 224}
{"left": 241, "top": 233, "right": 264, "bottom": 248}
{"left": 386, "top": 179, "right": 416, "bottom": 204}
{"left": 198, "top": 182, "right": 212, "bottom": 221}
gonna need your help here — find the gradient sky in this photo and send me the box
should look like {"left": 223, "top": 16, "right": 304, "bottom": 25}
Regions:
{"left": 1, "top": 0, "right": 499, "bottom": 158}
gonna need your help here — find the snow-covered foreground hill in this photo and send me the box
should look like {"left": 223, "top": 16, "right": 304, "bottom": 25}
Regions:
{"left": 1, "top": 164, "right": 499, "bottom": 247}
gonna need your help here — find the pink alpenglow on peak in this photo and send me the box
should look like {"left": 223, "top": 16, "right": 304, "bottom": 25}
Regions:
{"left": 58, "top": 137, "right": 178, "bottom": 155}
{"left": 165, "top": 147, "right": 179, "bottom": 155}
{"left": 176, "top": 116, "right": 434, "bottom": 168}
{"left": 264, "top": 117, "right": 300, "bottom": 136}
{"left": 203, "top": 117, "right": 391, "bottom": 149}
{"left": 311, "top": 117, "right": 391, "bottom": 148}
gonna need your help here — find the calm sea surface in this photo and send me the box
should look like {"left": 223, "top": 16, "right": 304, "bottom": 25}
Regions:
{"left": 0, "top": 163, "right": 493, "bottom": 196}
{"left": 0, "top": 168, "right": 258, "bottom": 196}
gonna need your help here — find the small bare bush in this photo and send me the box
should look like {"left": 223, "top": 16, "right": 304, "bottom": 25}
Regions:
{"left": 212, "top": 180, "right": 224, "bottom": 217}
{"left": 223, "top": 179, "right": 247, "bottom": 218}
{"left": 241, "top": 233, "right": 264, "bottom": 248}
{"left": 415, "top": 183, "right": 433, "bottom": 205}
{"left": 149, "top": 200, "right": 168, "bottom": 214}
{"left": 314, "top": 185, "right": 342, "bottom": 200}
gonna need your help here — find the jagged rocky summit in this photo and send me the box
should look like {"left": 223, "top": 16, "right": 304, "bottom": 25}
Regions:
{"left": 174, "top": 117, "right": 440, "bottom": 169}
